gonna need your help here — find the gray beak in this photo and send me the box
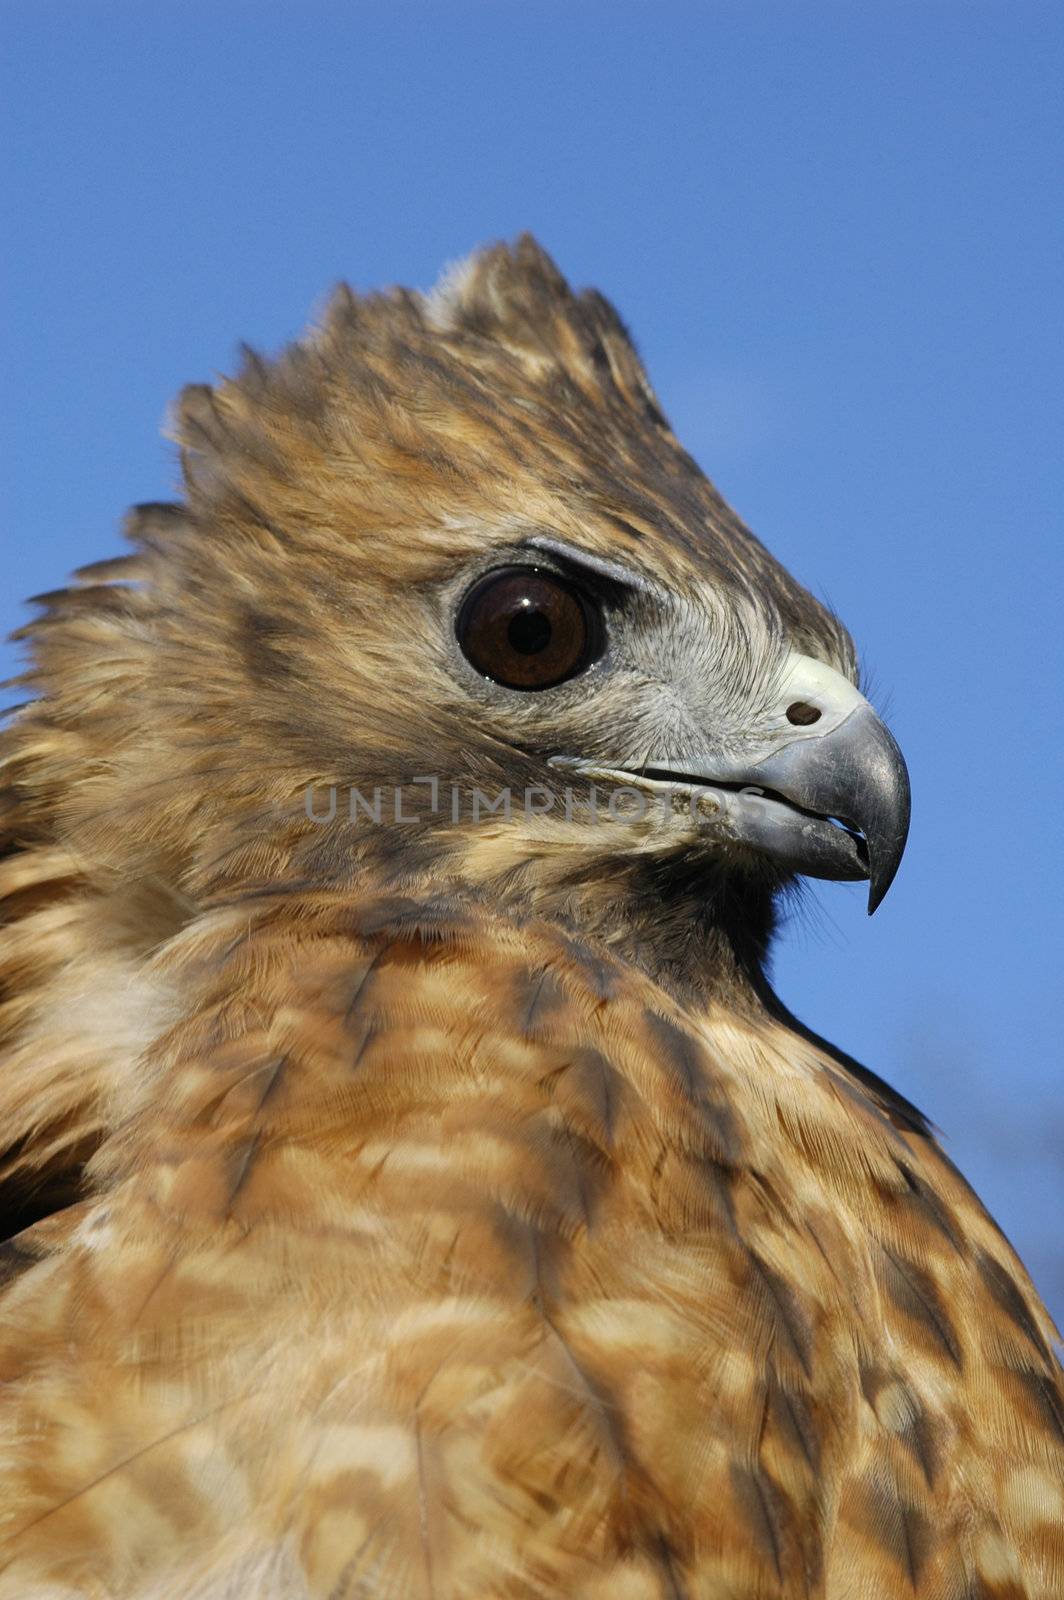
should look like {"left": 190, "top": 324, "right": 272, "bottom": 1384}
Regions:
{"left": 712, "top": 700, "right": 911, "bottom": 912}
{"left": 641, "top": 653, "right": 911, "bottom": 913}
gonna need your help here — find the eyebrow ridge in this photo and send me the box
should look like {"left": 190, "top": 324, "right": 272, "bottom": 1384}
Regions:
{"left": 523, "top": 535, "right": 656, "bottom": 595}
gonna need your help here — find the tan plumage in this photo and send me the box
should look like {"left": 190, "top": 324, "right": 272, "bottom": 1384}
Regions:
{"left": 1, "top": 237, "right": 1061, "bottom": 1598}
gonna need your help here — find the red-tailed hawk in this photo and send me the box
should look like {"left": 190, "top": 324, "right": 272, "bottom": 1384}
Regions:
{"left": 1, "top": 237, "right": 1061, "bottom": 1598}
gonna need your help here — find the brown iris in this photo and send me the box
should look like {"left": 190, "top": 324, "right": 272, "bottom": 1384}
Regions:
{"left": 456, "top": 566, "right": 601, "bottom": 690}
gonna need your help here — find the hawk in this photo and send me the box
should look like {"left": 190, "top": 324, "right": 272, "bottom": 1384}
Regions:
{"left": 0, "top": 237, "right": 1061, "bottom": 1599}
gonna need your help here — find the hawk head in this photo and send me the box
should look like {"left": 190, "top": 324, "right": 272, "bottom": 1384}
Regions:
{"left": 12, "top": 236, "right": 908, "bottom": 999}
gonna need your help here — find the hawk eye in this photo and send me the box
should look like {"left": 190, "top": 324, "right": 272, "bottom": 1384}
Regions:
{"left": 456, "top": 566, "right": 602, "bottom": 690}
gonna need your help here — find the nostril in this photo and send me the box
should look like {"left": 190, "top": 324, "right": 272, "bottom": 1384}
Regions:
{"left": 786, "top": 701, "right": 822, "bottom": 727}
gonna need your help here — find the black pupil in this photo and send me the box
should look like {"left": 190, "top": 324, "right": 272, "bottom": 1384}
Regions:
{"left": 507, "top": 605, "right": 552, "bottom": 655}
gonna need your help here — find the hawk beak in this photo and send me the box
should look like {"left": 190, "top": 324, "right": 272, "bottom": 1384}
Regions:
{"left": 712, "top": 697, "right": 910, "bottom": 913}
{"left": 640, "top": 654, "right": 911, "bottom": 913}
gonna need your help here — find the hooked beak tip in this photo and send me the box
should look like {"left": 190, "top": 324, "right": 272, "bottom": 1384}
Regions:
{"left": 863, "top": 720, "right": 911, "bottom": 914}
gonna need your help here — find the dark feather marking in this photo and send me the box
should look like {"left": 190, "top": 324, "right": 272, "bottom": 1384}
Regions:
{"left": 901, "top": 1403, "right": 942, "bottom": 1489}
{"left": 122, "top": 500, "right": 190, "bottom": 545}
{"left": 647, "top": 1145, "right": 670, "bottom": 1218}
{"left": 215, "top": 878, "right": 320, "bottom": 911}
{"left": 603, "top": 513, "right": 648, "bottom": 545}
{"left": 858, "top": 1361, "right": 888, "bottom": 1408}
{"left": 587, "top": 338, "right": 612, "bottom": 379}
{"left": 352, "top": 1025, "right": 379, "bottom": 1068}
{"left": 977, "top": 1250, "right": 1054, "bottom": 1362}
{"left": 1015, "top": 1365, "right": 1064, "bottom": 1446}
{"left": 343, "top": 950, "right": 389, "bottom": 1061}
{"left": 224, "top": 1134, "right": 261, "bottom": 1213}
{"left": 644, "top": 1010, "right": 703, "bottom": 1100}
{"left": 881, "top": 1248, "right": 962, "bottom": 1367}
{"left": 896, "top": 1500, "right": 931, "bottom": 1588}
{"left": 643, "top": 1009, "right": 741, "bottom": 1166}
{"left": 655, "top": 1533, "right": 688, "bottom": 1600}
{"left": 729, "top": 1464, "right": 784, "bottom": 1580}
{"left": 893, "top": 1159, "right": 964, "bottom": 1251}
{"left": 642, "top": 396, "right": 670, "bottom": 430}
{"left": 560, "top": 937, "right": 618, "bottom": 1000}
{"left": 236, "top": 605, "right": 306, "bottom": 685}
{"left": 342, "top": 897, "right": 424, "bottom": 937}
{"left": 765, "top": 1373, "right": 821, "bottom": 1472}
{"left": 860, "top": 1485, "right": 930, "bottom": 1587}
{"left": 562, "top": 1128, "right": 594, "bottom": 1230}
{"left": 748, "top": 1253, "right": 814, "bottom": 1377}
{"left": 514, "top": 964, "right": 567, "bottom": 1035}
{"left": 553, "top": 1048, "right": 619, "bottom": 1148}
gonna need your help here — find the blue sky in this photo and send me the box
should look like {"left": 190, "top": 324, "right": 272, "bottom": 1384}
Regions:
{"left": 3, "top": 3, "right": 1062, "bottom": 1317}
